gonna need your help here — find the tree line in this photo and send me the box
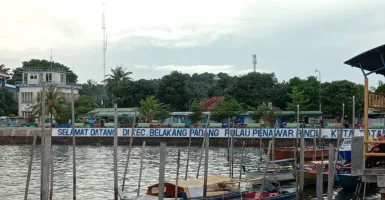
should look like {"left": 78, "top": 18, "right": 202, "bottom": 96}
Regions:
{"left": 0, "top": 59, "right": 381, "bottom": 121}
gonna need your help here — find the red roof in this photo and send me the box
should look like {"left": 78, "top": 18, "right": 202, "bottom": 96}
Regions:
{"left": 200, "top": 96, "right": 225, "bottom": 111}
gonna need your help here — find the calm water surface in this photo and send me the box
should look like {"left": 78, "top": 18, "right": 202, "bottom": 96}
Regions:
{"left": 0, "top": 145, "right": 380, "bottom": 200}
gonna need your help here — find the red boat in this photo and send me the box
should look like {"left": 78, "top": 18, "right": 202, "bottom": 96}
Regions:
{"left": 264, "top": 147, "right": 328, "bottom": 161}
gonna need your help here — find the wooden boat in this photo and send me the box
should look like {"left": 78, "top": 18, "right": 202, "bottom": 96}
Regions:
{"left": 335, "top": 172, "right": 359, "bottom": 191}
{"left": 243, "top": 191, "right": 296, "bottom": 200}
{"left": 265, "top": 147, "right": 328, "bottom": 161}
{"left": 293, "top": 161, "right": 329, "bottom": 186}
{"left": 243, "top": 158, "right": 295, "bottom": 185}
{"left": 139, "top": 175, "right": 259, "bottom": 200}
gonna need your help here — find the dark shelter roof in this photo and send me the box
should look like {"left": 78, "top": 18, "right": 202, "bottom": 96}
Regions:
{"left": 344, "top": 44, "right": 385, "bottom": 76}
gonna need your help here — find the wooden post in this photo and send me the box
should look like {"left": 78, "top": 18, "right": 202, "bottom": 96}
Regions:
{"left": 313, "top": 130, "right": 317, "bottom": 161}
{"left": 71, "top": 85, "right": 76, "bottom": 200}
{"left": 40, "top": 82, "right": 46, "bottom": 199}
{"left": 294, "top": 104, "right": 299, "bottom": 198}
{"left": 227, "top": 117, "right": 230, "bottom": 162}
{"left": 231, "top": 130, "right": 234, "bottom": 178}
{"left": 327, "top": 144, "right": 335, "bottom": 200}
{"left": 24, "top": 133, "right": 37, "bottom": 200}
{"left": 299, "top": 125, "right": 305, "bottom": 199}
{"left": 175, "top": 148, "right": 181, "bottom": 199}
{"left": 316, "top": 164, "right": 323, "bottom": 200}
{"left": 203, "top": 117, "right": 210, "bottom": 199}
{"left": 137, "top": 141, "right": 146, "bottom": 197}
{"left": 197, "top": 114, "right": 210, "bottom": 179}
{"left": 259, "top": 140, "right": 272, "bottom": 200}
{"left": 113, "top": 103, "right": 118, "bottom": 200}
{"left": 352, "top": 96, "right": 355, "bottom": 136}
{"left": 122, "top": 111, "right": 137, "bottom": 191}
{"left": 159, "top": 142, "right": 166, "bottom": 200}
{"left": 272, "top": 125, "right": 276, "bottom": 161}
{"left": 238, "top": 141, "right": 245, "bottom": 190}
{"left": 364, "top": 77, "right": 369, "bottom": 157}
{"left": 50, "top": 154, "right": 54, "bottom": 200}
{"left": 185, "top": 128, "right": 192, "bottom": 180}
{"left": 42, "top": 82, "right": 51, "bottom": 200}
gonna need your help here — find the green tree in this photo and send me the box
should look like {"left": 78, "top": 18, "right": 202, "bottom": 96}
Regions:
{"left": 154, "top": 104, "right": 171, "bottom": 124}
{"left": 288, "top": 76, "right": 320, "bottom": 110}
{"left": 0, "top": 64, "right": 10, "bottom": 75}
{"left": 250, "top": 104, "right": 268, "bottom": 122}
{"left": 227, "top": 72, "right": 278, "bottom": 108}
{"left": 0, "top": 88, "right": 18, "bottom": 115}
{"left": 118, "top": 79, "right": 158, "bottom": 107}
{"left": 30, "top": 86, "right": 66, "bottom": 123}
{"left": 103, "top": 65, "right": 132, "bottom": 103}
{"left": 286, "top": 86, "right": 310, "bottom": 111}
{"left": 157, "top": 71, "right": 192, "bottom": 111}
{"left": 55, "top": 103, "right": 72, "bottom": 124}
{"left": 9, "top": 59, "right": 78, "bottom": 84}
{"left": 188, "top": 101, "right": 204, "bottom": 126}
{"left": 212, "top": 98, "right": 243, "bottom": 122}
{"left": 321, "top": 80, "right": 364, "bottom": 119}
{"left": 139, "top": 96, "right": 168, "bottom": 123}
{"left": 371, "top": 80, "right": 385, "bottom": 94}
{"left": 75, "top": 95, "right": 97, "bottom": 115}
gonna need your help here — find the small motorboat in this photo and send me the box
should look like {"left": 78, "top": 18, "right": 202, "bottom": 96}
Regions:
{"left": 265, "top": 146, "right": 328, "bottom": 161}
{"left": 336, "top": 172, "right": 359, "bottom": 191}
{"left": 338, "top": 138, "right": 352, "bottom": 162}
{"left": 136, "top": 174, "right": 254, "bottom": 200}
{"left": 243, "top": 180, "right": 296, "bottom": 200}
{"left": 243, "top": 158, "right": 295, "bottom": 185}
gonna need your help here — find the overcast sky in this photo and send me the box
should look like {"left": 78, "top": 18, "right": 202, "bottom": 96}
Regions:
{"left": 1, "top": 0, "right": 385, "bottom": 87}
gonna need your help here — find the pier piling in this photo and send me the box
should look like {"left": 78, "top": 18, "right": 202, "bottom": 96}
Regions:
{"left": 327, "top": 144, "right": 335, "bottom": 200}
{"left": 71, "top": 85, "right": 76, "bottom": 200}
{"left": 175, "top": 148, "right": 180, "bottom": 200}
{"left": 122, "top": 111, "right": 137, "bottom": 192}
{"left": 159, "top": 142, "right": 166, "bottom": 200}
{"left": 316, "top": 164, "right": 323, "bottom": 200}
{"left": 197, "top": 114, "right": 210, "bottom": 179}
{"left": 185, "top": 128, "right": 192, "bottom": 180}
{"left": 137, "top": 141, "right": 146, "bottom": 197}
{"left": 24, "top": 132, "right": 37, "bottom": 200}
{"left": 113, "top": 103, "right": 118, "bottom": 200}
{"left": 203, "top": 118, "right": 210, "bottom": 199}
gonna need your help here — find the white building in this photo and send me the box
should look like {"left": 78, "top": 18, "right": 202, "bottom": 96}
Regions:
{"left": 15, "top": 68, "right": 81, "bottom": 117}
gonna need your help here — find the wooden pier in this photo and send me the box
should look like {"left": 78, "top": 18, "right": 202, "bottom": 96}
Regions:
{"left": 347, "top": 44, "right": 385, "bottom": 199}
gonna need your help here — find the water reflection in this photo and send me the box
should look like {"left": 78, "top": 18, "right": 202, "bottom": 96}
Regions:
{"left": 0, "top": 145, "right": 380, "bottom": 200}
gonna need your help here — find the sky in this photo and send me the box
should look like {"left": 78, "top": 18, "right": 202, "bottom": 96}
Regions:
{"left": 0, "top": 0, "right": 385, "bottom": 87}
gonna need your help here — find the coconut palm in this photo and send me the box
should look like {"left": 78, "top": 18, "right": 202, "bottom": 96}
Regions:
{"left": 139, "top": 96, "right": 162, "bottom": 123}
{"left": 30, "top": 86, "right": 66, "bottom": 123}
{"left": 103, "top": 65, "right": 132, "bottom": 96}
{"left": 0, "top": 64, "right": 10, "bottom": 75}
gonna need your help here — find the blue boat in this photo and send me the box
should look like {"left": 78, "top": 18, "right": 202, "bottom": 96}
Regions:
{"left": 336, "top": 172, "right": 359, "bottom": 191}
{"left": 338, "top": 139, "right": 352, "bottom": 161}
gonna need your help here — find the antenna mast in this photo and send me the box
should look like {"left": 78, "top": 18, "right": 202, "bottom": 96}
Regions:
{"left": 102, "top": 3, "right": 107, "bottom": 81}
{"left": 252, "top": 54, "right": 257, "bottom": 72}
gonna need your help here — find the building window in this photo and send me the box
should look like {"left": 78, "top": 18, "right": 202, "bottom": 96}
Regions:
{"left": 46, "top": 73, "right": 52, "bottom": 83}
{"left": 60, "top": 74, "right": 65, "bottom": 83}
{"left": 39, "top": 73, "right": 44, "bottom": 83}
{"left": 22, "top": 111, "right": 32, "bottom": 118}
{"left": 23, "top": 73, "right": 28, "bottom": 83}
{"left": 30, "top": 73, "right": 37, "bottom": 79}
{"left": 22, "top": 92, "right": 33, "bottom": 103}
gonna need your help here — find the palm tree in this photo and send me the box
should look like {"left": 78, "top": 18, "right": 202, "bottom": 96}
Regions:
{"left": 0, "top": 64, "right": 10, "bottom": 75}
{"left": 30, "top": 86, "right": 66, "bottom": 124}
{"left": 371, "top": 80, "right": 385, "bottom": 92}
{"left": 139, "top": 96, "right": 162, "bottom": 123}
{"left": 103, "top": 65, "right": 132, "bottom": 96}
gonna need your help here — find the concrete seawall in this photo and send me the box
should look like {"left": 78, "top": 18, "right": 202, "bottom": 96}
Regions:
{"left": 0, "top": 128, "right": 338, "bottom": 147}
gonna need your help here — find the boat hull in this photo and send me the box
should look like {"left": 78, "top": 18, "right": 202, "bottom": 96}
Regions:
{"left": 265, "top": 148, "right": 328, "bottom": 161}
{"left": 336, "top": 173, "right": 359, "bottom": 191}
{"left": 245, "top": 171, "right": 295, "bottom": 185}
{"left": 244, "top": 191, "right": 296, "bottom": 200}
{"left": 294, "top": 170, "right": 328, "bottom": 186}
{"left": 338, "top": 150, "right": 351, "bottom": 161}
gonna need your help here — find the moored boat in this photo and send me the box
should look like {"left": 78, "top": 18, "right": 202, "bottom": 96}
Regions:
{"left": 265, "top": 147, "right": 328, "bottom": 161}
{"left": 338, "top": 139, "right": 352, "bottom": 162}
{"left": 335, "top": 172, "right": 359, "bottom": 191}
{"left": 243, "top": 191, "right": 296, "bottom": 200}
{"left": 137, "top": 174, "right": 255, "bottom": 200}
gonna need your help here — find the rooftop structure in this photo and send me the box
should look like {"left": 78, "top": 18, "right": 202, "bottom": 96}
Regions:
{"left": 15, "top": 68, "right": 81, "bottom": 117}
